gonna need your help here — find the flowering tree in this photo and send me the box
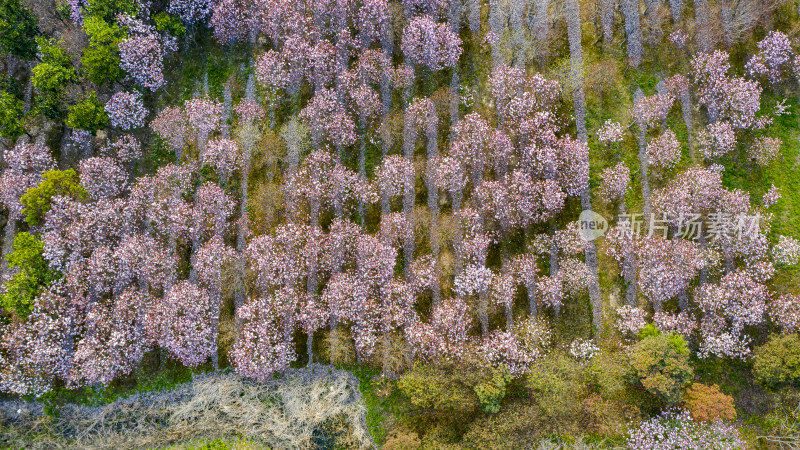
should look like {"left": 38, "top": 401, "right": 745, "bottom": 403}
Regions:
{"left": 773, "top": 235, "right": 800, "bottom": 266}
{"left": 449, "top": 112, "right": 495, "bottom": 184}
{"left": 148, "top": 281, "right": 217, "bottom": 367}
{"left": 230, "top": 291, "right": 297, "bottom": 381}
{"left": 637, "top": 236, "right": 705, "bottom": 311}
{"left": 696, "top": 270, "right": 770, "bottom": 359}
{"left": 192, "top": 182, "right": 236, "bottom": 243}
{"left": 104, "top": 134, "right": 142, "bottom": 164}
{"left": 193, "top": 237, "right": 236, "bottom": 367}
{"left": 203, "top": 137, "right": 242, "bottom": 184}
{"left": 169, "top": 0, "right": 214, "bottom": 24}
{"left": 0, "top": 288, "right": 71, "bottom": 396}
{"left": 151, "top": 106, "right": 189, "bottom": 160}
{"left": 401, "top": 15, "right": 462, "bottom": 71}
{"left": 763, "top": 185, "right": 781, "bottom": 208}
{"left": 117, "top": 15, "right": 177, "bottom": 91}
{"left": 598, "top": 162, "right": 630, "bottom": 202}
{"left": 105, "top": 90, "right": 147, "bottom": 130}
{"left": 299, "top": 88, "right": 357, "bottom": 147}
{"left": 597, "top": 120, "right": 625, "bottom": 144}
{"left": 430, "top": 155, "right": 467, "bottom": 210}
{"left": 78, "top": 157, "right": 128, "bottom": 200}
{"left": 376, "top": 155, "right": 415, "bottom": 200}
{"left": 69, "top": 288, "right": 148, "bottom": 386}
{"left": 646, "top": 130, "right": 682, "bottom": 169}
{"left": 0, "top": 142, "right": 56, "bottom": 267}
{"left": 748, "top": 136, "right": 781, "bottom": 166}
{"left": 615, "top": 305, "right": 647, "bottom": 337}
{"left": 745, "top": 31, "right": 795, "bottom": 85}
{"left": 406, "top": 296, "right": 472, "bottom": 361}
{"left": 769, "top": 294, "right": 800, "bottom": 332}
{"left": 626, "top": 409, "right": 744, "bottom": 449}
{"left": 697, "top": 121, "right": 736, "bottom": 159}
{"left": 691, "top": 50, "right": 769, "bottom": 129}
{"left": 357, "top": 0, "right": 389, "bottom": 48}
{"left": 209, "top": 0, "right": 253, "bottom": 44}
{"left": 185, "top": 97, "right": 223, "bottom": 150}
{"left": 479, "top": 330, "right": 535, "bottom": 376}
{"left": 0, "top": 142, "right": 55, "bottom": 221}
{"left": 633, "top": 93, "right": 675, "bottom": 129}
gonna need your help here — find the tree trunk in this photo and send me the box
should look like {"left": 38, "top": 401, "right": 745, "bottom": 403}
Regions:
{"left": 1, "top": 217, "right": 16, "bottom": 276}
{"left": 620, "top": 203, "right": 638, "bottom": 306}
{"left": 601, "top": 0, "right": 616, "bottom": 44}
{"left": 211, "top": 290, "right": 221, "bottom": 369}
{"left": 487, "top": 0, "right": 507, "bottom": 66}
{"left": 568, "top": 0, "right": 603, "bottom": 331}
{"left": 234, "top": 72, "right": 257, "bottom": 332}
{"left": 669, "top": 0, "right": 683, "bottom": 21}
{"left": 634, "top": 89, "right": 653, "bottom": 223}
{"left": 358, "top": 131, "right": 367, "bottom": 225}
{"left": 307, "top": 331, "right": 314, "bottom": 365}
{"left": 527, "top": 280, "right": 537, "bottom": 317}
{"left": 221, "top": 81, "right": 232, "bottom": 138}
{"left": 621, "top": 0, "right": 643, "bottom": 68}
{"left": 479, "top": 290, "right": 489, "bottom": 335}
{"left": 467, "top": 0, "right": 481, "bottom": 35}
{"left": 425, "top": 110, "right": 441, "bottom": 304}
{"left": 549, "top": 230, "right": 561, "bottom": 318}
{"left": 402, "top": 111, "right": 416, "bottom": 277}
{"left": 678, "top": 85, "right": 695, "bottom": 161}
{"left": 693, "top": 0, "right": 712, "bottom": 53}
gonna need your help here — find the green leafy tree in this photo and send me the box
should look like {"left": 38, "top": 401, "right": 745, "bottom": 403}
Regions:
{"left": 81, "top": 16, "right": 126, "bottom": 85}
{"left": 1, "top": 232, "right": 61, "bottom": 317}
{"left": 20, "top": 169, "right": 88, "bottom": 226}
{"left": 65, "top": 91, "right": 108, "bottom": 132}
{"left": 31, "top": 37, "right": 76, "bottom": 115}
{"left": 397, "top": 362, "right": 482, "bottom": 416}
{"left": 753, "top": 334, "right": 800, "bottom": 389}
{"left": 473, "top": 367, "right": 512, "bottom": 413}
{"left": 0, "top": 90, "right": 25, "bottom": 138}
{"left": 526, "top": 351, "right": 585, "bottom": 424}
{"left": 84, "top": 0, "right": 139, "bottom": 22}
{"left": 626, "top": 330, "right": 693, "bottom": 406}
{"left": 0, "top": 0, "right": 38, "bottom": 60}
{"left": 153, "top": 12, "right": 186, "bottom": 37}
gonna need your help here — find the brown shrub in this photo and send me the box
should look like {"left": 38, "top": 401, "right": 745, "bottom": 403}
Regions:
{"left": 322, "top": 327, "right": 357, "bottom": 366}
{"left": 683, "top": 383, "right": 737, "bottom": 422}
{"left": 384, "top": 428, "right": 422, "bottom": 450}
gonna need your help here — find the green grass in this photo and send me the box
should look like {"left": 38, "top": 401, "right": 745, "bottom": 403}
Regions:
{"left": 351, "top": 366, "right": 389, "bottom": 444}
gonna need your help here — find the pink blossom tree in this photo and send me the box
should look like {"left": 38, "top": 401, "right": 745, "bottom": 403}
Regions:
{"left": 185, "top": 97, "right": 223, "bottom": 152}
{"left": 147, "top": 281, "right": 217, "bottom": 367}
{"left": 151, "top": 106, "right": 189, "bottom": 160}
{"left": 646, "top": 129, "right": 682, "bottom": 169}
{"left": 401, "top": 15, "right": 462, "bottom": 71}
{"left": 203, "top": 137, "right": 242, "bottom": 184}
{"left": 105, "top": 90, "right": 147, "bottom": 130}
{"left": 69, "top": 288, "right": 148, "bottom": 386}
{"left": 78, "top": 157, "right": 128, "bottom": 200}
{"left": 697, "top": 121, "right": 736, "bottom": 159}
{"left": 0, "top": 288, "right": 71, "bottom": 395}
{"left": 745, "top": 31, "right": 795, "bottom": 85}
{"left": 230, "top": 290, "right": 297, "bottom": 381}
{"left": 598, "top": 162, "right": 631, "bottom": 202}
{"left": 193, "top": 237, "right": 236, "bottom": 368}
